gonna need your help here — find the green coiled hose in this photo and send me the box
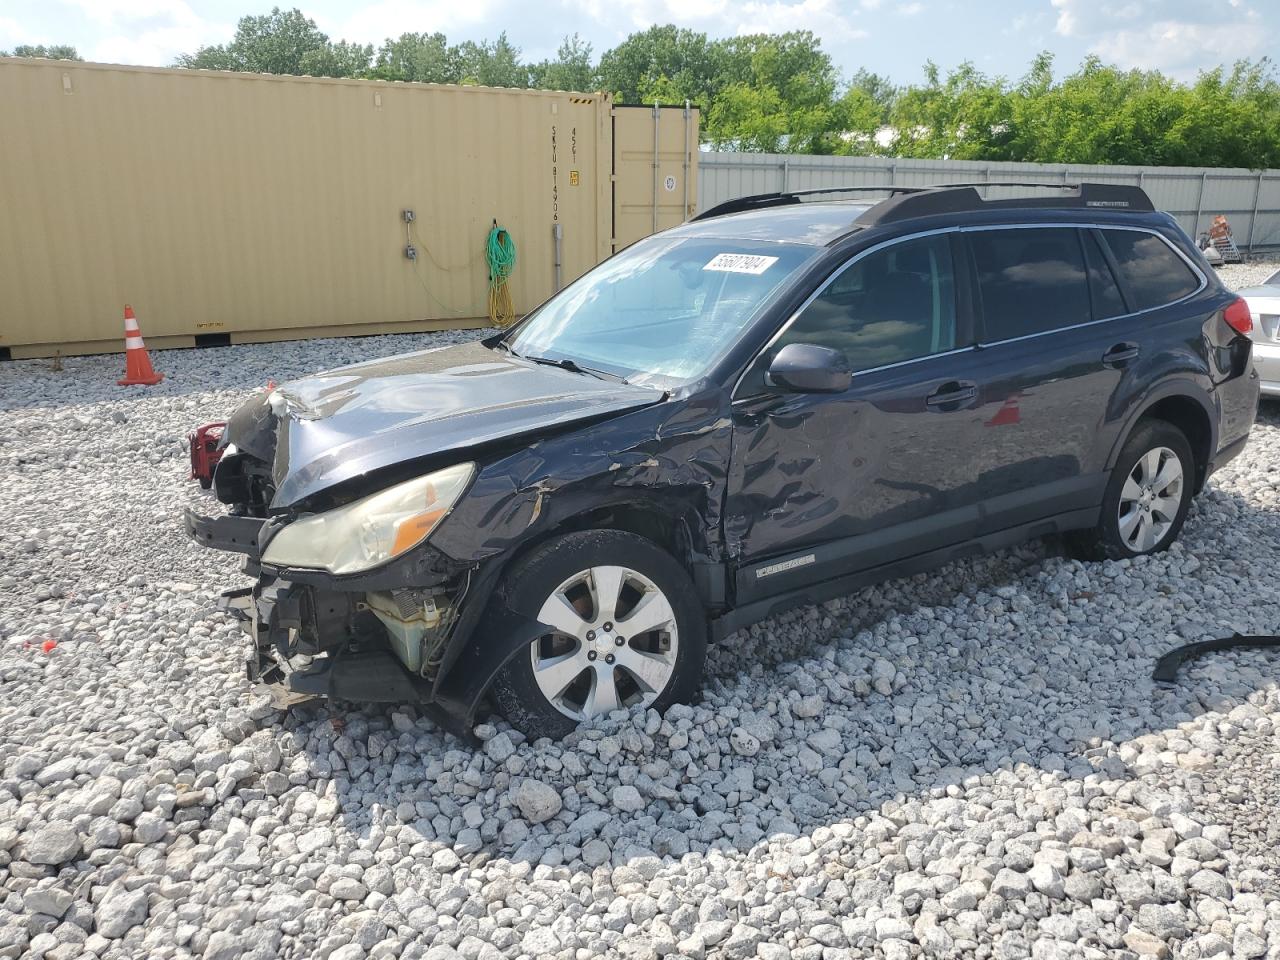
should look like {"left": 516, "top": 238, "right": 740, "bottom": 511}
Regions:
{"left": 486, "top": 223, "right": 517, "bottom": 327}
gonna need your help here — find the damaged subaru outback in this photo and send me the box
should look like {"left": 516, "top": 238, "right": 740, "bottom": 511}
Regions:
{"left": 186, "top": 183, "right": 1259, "bottom": 740}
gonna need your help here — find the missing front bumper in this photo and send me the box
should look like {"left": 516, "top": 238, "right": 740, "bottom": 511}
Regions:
{"left": 191, "top": 508, "right": 492, "bottom": 742}
{"left": 218, "top": 582, "right": 477, "bottom": 740}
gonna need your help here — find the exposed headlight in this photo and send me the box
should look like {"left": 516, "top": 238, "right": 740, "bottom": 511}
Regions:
{"left": 262, "top": 463, "right": 474, "bottom": 575}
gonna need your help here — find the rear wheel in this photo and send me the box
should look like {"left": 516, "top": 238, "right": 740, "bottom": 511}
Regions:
{"left": 490, "top": 531, "right": 707, "bottom": 740}
{"left": 1067, "top": 419, "right": 1195, "bottom": 561}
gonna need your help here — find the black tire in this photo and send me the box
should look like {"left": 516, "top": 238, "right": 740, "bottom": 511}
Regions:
{"left": 1066, "top": 419, "right": 1196, "bottom": 562}
{"left": 489, "top": 530, "right": 708, "bottom": 740}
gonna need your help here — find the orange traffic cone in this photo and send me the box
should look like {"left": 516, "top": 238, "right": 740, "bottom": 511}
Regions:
{"left": 117, "top": 305, "right": 164, "bottom": 386}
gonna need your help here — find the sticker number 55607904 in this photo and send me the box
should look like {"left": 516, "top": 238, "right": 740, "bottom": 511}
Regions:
{"left": 703, "top": 253, "right": 779, "bottom": 275}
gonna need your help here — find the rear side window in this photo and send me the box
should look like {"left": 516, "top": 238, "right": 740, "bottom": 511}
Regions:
{"left": 1100, "top": 230, "right": 1201, "bottom": 311}
{"left": 970, "top": 228, "right": 1090, "bottom": 341}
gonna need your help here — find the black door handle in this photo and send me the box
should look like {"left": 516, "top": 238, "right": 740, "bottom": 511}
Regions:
{"left": 1103, "top": 343, "right": 1140, "bottom": 367}
{"left": 926, "top": 382, "right": 977, "bottom": 407}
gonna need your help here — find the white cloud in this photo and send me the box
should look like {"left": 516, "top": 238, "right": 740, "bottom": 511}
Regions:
{"left": 0, "top": 15, "right": 37, "bottom": 47}
{"left": 1048, "top": 0, "right": 1270, "bottom": 76}
{"left": 568, "top": 0, "right": 729, "bottom": 35}
{"left": 1091, "top": 20, "right": 1267, "bottom": 72}
{"left": 51, "top": 0, "right": 229, "bottom": 65}
{"left": 1051, "top": 0, "right": 1141, "bottom": 37}
{"left": 93, "top": 22, "right": 220, "bottom": 66}
{"left": 733, "top": 0, "right": 870, "bottom": 42}
{"left": 68, "top": 0, "right": 198, "bottom": 23}
{"left": 324, "top": 0, "right": 503, "bottom": 45}
{"left": 566, "top": 0, "right": 869, "bottom": 44}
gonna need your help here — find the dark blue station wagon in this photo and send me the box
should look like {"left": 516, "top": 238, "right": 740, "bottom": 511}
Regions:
{"left": 188, "top": 183, "right": 1260, "bottom": 739}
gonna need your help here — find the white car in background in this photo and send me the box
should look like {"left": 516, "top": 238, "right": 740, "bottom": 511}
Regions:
{"left": 1239, "top": 268, "right": 1280, "bottom": 396}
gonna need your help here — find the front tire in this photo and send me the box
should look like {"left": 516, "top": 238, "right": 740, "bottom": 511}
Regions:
{"left": 489, "top": 530, "right": 708, "bottom": 740}
{"left": 1067, "top": 419, "right": 1195, "bottom": 561}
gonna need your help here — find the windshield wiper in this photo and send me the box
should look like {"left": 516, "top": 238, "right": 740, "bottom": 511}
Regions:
{"left": 519, "top": 353, "right": 629, "bottom": 384}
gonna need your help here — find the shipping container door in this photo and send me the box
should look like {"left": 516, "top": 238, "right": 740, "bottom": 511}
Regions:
{"left": 611, "top": 104, "right": 699, "bottom": 252}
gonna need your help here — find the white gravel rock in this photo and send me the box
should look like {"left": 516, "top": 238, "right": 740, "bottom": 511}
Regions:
{"left": 94, "top": 885, "right": 148, "bottom": 938}
{"left": 612, "top": 784, "right": 645, "bottom": 813}
{"left": 2, "top": 328, "right": 1279, "bottom": 960}
{"left": 24, "top": 886, "right": 73, "bottom": 918}
{"left": 729, "top": 726, "right": 760, "bottom": 757}
{"left": 511, "top": 778, "right": 561, "bottom": 823}
{"left": 22, "top": 821, "right": 80, "bottom": 865}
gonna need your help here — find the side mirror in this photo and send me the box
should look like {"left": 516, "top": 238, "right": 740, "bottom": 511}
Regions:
{"left": 767, "top": 343, "right": 852, "bottom": 394}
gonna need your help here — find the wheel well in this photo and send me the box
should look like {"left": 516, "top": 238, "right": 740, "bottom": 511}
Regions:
{"left": 499, "top": 500, "right": 700, "bottom": 583}
{"left": 554, "top": 502, "right": 692, "bottom": 566}
{"left": 1139, "top": 395, "right": 1212, "bottom": 491}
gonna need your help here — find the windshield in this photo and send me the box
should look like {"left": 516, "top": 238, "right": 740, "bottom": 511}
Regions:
{"left": 504, "top": 235, "right": 817, "bottom": 386}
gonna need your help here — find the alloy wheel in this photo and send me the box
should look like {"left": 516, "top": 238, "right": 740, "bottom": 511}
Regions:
{"left": 529, "top": 565, "right": 679, "bottom": 721}
{"left": 1117, "top": 446, "right": 1184, "bottom": 552}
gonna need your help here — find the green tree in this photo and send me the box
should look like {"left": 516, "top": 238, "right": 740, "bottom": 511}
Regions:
{"left": 454, "top": 33, "right": 527, "bottom": 87}
{"left": 529, "top": 34, "right": 594, "bottom": 92}
{"left": 596, "top": 25, "right": 722, "bottom": 105}
{"left": 169, "top": 20, "right": 1280, "bottom": 168}
{"left": 832, "top": 87, "right": 888, "bottom": 154}
{"left": 3, "top": 44, "right": 81, "bottom": 60}
{"left": 298, "top": 40, "right": 374, "bottom": 79}
{"left": 176, "top": 7, "right": 371, "bottom": 77}
{"left": 1003, "top": 55, "right": 1168, "bottom": 164}
{"left": 886, "top": 60, "right": 1015, "bottom": 159}
{"left": 847, "top": 68, "right": 897, "bottom": 115}
{"left": 368, "top": 32, "right": 459, "bottom": 83}
{"left": 702, "top": 32, "right": 842, "bottom": 152}
{"left": 1163, "top": 59, "right": 1280, "bottom": 168}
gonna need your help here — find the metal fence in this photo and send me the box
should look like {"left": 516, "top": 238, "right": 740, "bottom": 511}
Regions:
{"left": 699, "top": 152, "right": 1280, "bottom": 252}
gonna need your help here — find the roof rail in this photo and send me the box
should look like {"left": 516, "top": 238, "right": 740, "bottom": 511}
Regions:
{"left": 854, "top": 182, "right": 1154, "bottom": 226}
{"left": 693, "top": 181, "right": 1155, "bottom": 226}
{"left": 691, "top": 185, "right": 929, "bottom": 221}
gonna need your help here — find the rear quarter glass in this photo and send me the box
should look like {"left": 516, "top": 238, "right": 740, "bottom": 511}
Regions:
{"left": 1100, "top": 229, "right": 1201, "bottom": 311}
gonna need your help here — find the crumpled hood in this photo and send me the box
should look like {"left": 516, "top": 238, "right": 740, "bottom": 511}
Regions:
{"left": 226, "top": 340, "right": 664, "bottom": 508}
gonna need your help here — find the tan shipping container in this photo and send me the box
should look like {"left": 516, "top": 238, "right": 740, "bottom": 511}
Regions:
{"left": 612, "top": 103, "right": 699, "bottom": 250}
{"left": 0, "top": 59, "right": 698, "bottom": 358}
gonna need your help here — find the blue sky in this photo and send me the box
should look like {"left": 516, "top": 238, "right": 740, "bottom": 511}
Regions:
{"left": 0, "top": 0, "right": 1274, "bottom": 85}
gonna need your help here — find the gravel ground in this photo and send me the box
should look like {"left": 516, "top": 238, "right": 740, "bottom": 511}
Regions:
{"left": 3, "top": 262, "right": 1280, "bottom": 960}
{"left": 1216, "top": 259, "right": 1280, "bottom": 289}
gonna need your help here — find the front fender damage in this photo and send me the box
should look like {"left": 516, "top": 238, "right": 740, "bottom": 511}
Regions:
{"left": 430, "top": 388, "right": 731, "bottom": 566}
{"left": 196, "top": 386, "right": 734, "bottom": 738}
{"left": 423, "top": 388, "right": 733, "bottom": 727}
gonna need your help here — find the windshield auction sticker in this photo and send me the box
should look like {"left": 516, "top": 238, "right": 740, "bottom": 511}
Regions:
{"left": 703, "top": 253, "right": 779, "bottom": 275}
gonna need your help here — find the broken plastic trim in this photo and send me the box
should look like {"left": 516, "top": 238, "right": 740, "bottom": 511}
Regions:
{"left": 1151, "top": 633, "right": 1280, "bottom": 685}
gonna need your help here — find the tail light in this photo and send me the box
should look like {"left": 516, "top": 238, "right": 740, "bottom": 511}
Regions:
{"left": 1223, "top": 297, "right": 1253, "bottom": 335}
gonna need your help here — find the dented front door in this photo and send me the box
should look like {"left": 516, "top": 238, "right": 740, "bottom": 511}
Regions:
{"left": 726, "top": 353, "right": 990, "bottom": 603}
{"left": 723, "top": 231, "right": 988, "bottom": 604}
